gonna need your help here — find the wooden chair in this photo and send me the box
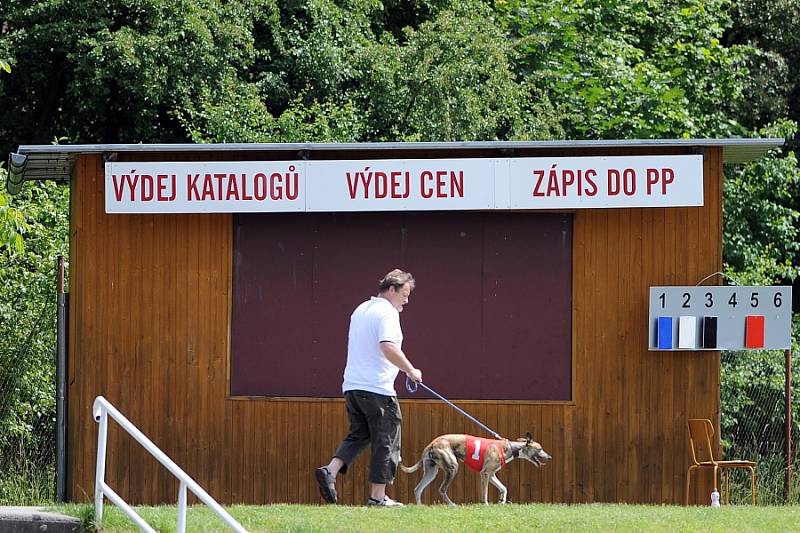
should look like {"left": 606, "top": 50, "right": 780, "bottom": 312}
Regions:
{"left": 686, "top": 418, "right": 757, "bottom": 505}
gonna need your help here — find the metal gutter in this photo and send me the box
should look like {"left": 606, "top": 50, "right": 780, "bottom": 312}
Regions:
{"left": 6, "top": 138, "right": 785, "bottom": 194}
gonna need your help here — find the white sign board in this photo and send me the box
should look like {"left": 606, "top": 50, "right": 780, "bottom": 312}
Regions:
{"left": 306, "top": 159, "right": 496, "bottom": 211}
{"left": 507, "top": 155, "right": 703, "bottom": 209}
{"left": 105, "top": 155, "right": 703, "bottom": 213}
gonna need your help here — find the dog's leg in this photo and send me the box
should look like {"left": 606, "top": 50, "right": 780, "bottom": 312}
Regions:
{"left": 489, "top": 474, "right": 507, "bottom": 504}
{"left": 437, "top": 453, "right": 459, "bottom": 506}
{"left": 414, "top": 458, "right": 439, "bottom": 505}
{"left": 480, "top": 472, "right": 491, "bottom": 505}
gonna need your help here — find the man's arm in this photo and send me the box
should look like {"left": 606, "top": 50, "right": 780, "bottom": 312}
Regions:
{"left": 380, "top": 341, "right": 422, "bottom": 383}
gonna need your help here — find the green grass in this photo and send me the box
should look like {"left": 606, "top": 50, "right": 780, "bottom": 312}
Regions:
{"left": 0, "top": 462, "right": 54, "bottom": 505}
{"left": 726, "top": 454, "right": 800, "bottom": 505}
{"left": 57, "top": 503, "right": 800, "bottom": 532}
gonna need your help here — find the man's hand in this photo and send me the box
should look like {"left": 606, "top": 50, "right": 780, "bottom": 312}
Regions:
{"left": 406, "top": 368, "right": 422, "bottom": 383}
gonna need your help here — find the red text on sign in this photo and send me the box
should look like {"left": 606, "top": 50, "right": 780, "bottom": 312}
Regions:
{"left": 346, "top": 168, "right": 411, "bottom": 199}
{"left": 420, "top": 170, "right": 464, "bottom": 199}
{"left": 187, "top": 169, "right": 299, "bottom": 202}
{"left": 532, "top": 166, "right": 598, "bottom": 197}
{"left": 112, "top": 172, "right": 177, "bottom": 202}
{"left": 646, "top": 168, "right": 675, "bottom": 195}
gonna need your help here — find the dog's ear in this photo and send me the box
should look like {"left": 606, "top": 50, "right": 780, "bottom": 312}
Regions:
{"left": 526, "top": 432, "right": 533, "bottom": 444}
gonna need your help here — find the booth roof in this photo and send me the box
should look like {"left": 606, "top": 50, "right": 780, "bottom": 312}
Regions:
{"left": 5, "top": 138, "right": 785, "bottom": 194}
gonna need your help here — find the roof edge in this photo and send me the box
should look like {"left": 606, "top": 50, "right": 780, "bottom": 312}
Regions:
{"left": 6, "top": 138, "right": 786, "bottom": 194}
{"left": 12, "top": 137, "right": 786, "bottom": 155}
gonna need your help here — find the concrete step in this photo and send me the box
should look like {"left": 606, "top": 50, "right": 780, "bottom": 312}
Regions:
{"left": 0, "top": 506, "right": 81, "bottom": 533}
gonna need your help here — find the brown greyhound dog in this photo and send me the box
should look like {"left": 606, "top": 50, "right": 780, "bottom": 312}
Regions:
{"left": 400, "top": 432, "right": 551, "bottom": 505}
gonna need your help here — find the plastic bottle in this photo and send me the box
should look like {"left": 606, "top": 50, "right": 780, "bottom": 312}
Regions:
{"left": 711, "top": 489, "right": 721, "bottom": 508}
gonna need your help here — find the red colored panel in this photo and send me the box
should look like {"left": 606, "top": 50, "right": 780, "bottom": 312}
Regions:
{"left": 745, "top": 315, "right": 765, "bottom": 349}
{"left": 230, "top": 212, "right": 572, "bottom": 400}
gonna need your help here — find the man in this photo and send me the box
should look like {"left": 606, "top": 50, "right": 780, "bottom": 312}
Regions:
{"left": 315, "top": 269, "right": 422, "bottom": 507}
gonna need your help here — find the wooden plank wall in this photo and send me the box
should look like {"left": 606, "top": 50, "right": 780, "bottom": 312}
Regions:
{"left": 68, "top": 148, "right": 721, "bottom": 506}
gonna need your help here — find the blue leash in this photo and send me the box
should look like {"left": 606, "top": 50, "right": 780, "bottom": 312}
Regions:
{"left": 405, "top": 376, "right": 501, "bottom": 439}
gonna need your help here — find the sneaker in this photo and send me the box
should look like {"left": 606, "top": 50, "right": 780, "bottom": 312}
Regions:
{"left": 367, "top": 496, "right": 404, "bottom": 507}
{"left": 314, "top": 467, "right": 337, "bottom": 504}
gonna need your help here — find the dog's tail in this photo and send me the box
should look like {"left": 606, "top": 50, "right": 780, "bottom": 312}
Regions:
{"left": 399, "top": 460, "right": 422, "bottom": 473}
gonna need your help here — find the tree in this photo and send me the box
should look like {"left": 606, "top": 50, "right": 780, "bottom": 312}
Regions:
{"left": 723, "top": 122, "right": 800, "bottom": 285}
{"left": 0, "top": 0, "right": 282, "bottom": 152}
{"left": 725, "top": 0, "right": 800, "bottom": 130}
{"left": 182, "top": 1, "right": 563, "bottom": 143}
{"left": 498, "top": 0, "right": 750, "bottom": 139}
{"left": 354, "top": 4, "right": 561, "bottom": 141}
{"left": 0, "top": 62, "right": 25, "bottom": 256}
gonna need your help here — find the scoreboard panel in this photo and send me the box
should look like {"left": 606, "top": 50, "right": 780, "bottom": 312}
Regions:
{"left": 648, "top": 286, "right": 792, "bottom": 351}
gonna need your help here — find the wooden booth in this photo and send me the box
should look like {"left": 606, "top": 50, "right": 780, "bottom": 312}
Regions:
{"left": 6, "top": 139, "right": 782, "bottom": 505}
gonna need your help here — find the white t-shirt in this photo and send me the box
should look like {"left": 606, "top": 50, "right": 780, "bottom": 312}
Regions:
{"left": 342, "top": 296, "right": 403, "bottom": 396}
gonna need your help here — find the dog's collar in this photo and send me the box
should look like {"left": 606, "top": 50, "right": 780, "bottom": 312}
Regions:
{"left": 512, "top": 447, "right": 520, "bottom": 459}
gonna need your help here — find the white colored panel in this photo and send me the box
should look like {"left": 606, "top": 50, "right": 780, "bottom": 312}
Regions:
{"left": 508, "top": 154, "right": 703, "bottom": 209}
{"left": 105, "top": 155, "right": 704, "bottom": 213}
{"left": 678, "top": 315, "right": 697, "bottom": 349}
{"left": 105, "top": 161, "right": 306, "bottom": 213}
{"left": 306, "top": 159, "right": 496, "bottom": 212}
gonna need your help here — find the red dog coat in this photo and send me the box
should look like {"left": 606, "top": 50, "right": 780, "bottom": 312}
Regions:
{"left": 464, "top": 435, "right": 507, "bottom": 472}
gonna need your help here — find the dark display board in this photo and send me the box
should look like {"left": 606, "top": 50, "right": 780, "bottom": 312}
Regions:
{"left": 231, "top": 211, "right": 572, "bottom": 400}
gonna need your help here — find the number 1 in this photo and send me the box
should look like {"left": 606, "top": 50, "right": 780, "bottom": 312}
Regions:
{"left": 471, "top": 440, "right": 482, "bottom": 460}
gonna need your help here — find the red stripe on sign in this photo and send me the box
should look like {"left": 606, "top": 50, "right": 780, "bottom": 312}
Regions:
{"left": 745, "top": 315, "right": 765, "bottom": 349}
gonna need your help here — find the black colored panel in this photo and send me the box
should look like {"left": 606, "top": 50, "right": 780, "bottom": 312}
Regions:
{"left": 702, "top": 316, "right": 718, "bottom": 349}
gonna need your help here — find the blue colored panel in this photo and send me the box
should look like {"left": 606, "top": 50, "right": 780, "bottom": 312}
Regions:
{"left": 657, "top": 316, "right": 673, "bottom": 349}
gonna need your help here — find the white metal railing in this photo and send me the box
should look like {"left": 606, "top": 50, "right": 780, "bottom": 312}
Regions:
{"left": 93, "top": 396, "right": 247, "bottom": 533}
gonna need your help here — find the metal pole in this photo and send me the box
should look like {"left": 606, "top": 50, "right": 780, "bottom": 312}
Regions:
{"left": 177, "top": 482, "right": 187, "bottom": 533}
{"left": 55, "top": 255, "right": 67, "bottom": 503}
{"left": 94, "top": 409, "right": 108, "bottom": 524}
{"left": 786, "top": 348, "right": 793, "bottom": 503}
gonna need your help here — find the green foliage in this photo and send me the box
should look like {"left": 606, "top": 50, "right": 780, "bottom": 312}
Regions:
{"left": 499, "top": 0, "right": 750, "bottom": 138}
{"left": 181, "top": 0, "right": 562, "bottom": 143}
{"left": 0, "top": 171, "right": 27, "bottom": 256}
{"left": 0, "top": 179, "right": 68, "bottom": 504}
{"left": 726, "top": 0, "right": 800, "bottom": 125}
{"left": 0, "top": 458, "right": 54, "bottom": 505}
{"left": 0, "top": 0, "right": 281, "bottom": 150}
{"left": 181, "top": 77, "right": 367, "bottom": 143}
{"left": 720, "top": 348, "right": 795, "bottom": 454}
{"left": 723, "top": 121, "right": 800, "bottom": 284}
{"left": 355, "top": 4, "right": 562, "bottom": 141}
{"left": 719, "top": 318, "right": 800, "bottom": 505}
